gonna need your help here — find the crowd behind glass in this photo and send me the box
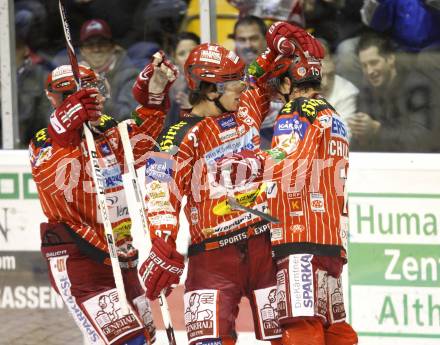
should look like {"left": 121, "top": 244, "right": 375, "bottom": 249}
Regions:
{"left": 2, "top": 0, "right": 440, "bottom": 152}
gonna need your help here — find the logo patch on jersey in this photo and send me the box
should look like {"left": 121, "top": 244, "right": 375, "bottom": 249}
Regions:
{"left": 310, "top": 193, "right": 325, "bottom": 212}
{"left": 146, "top": 181, "right": 174, "bottom": 212}
{"left": 254, "top": 286, "right": 282, "bottom": 339}
{"left": 147, "top": 199, "right": 174, "bottom": 213}
{"left": 291, "top": 224, "right": 305, "bottom": 233}
{"left": 82, "top": 289, "right": 143, "bottom": 344}
{"left": 289, "top": 196, "right": 303, "bottom": 217}
{"left": 184, "top": 290, "right": 218, "bottom": 343}
{"left": 331, "top": 115, "right": 348, "bottom": 139}
{"left": 146, "top": 181, "right": 170, "bottom": 200}
{"left": 204, "top": 127, "right": 258, "bottom": 164}
{"left": 212, "top": 184, "right": 265, "bottom": 216}
{"left": 237, "top": 106, "right": 255, "bottom": 125}
{"left": 190, "top": 207, "right": 199, "bottom": 224}
{"left": 103, "top": 189, "right": 130, "bottom": 224}
{"left": 318, "top": 115, "right": 332, "bottom": 128}
{"left": 274, "top": 116, "right": 308, "bottom": 139}
{"left": 113, "top": 221, "right": 132, "bottom": 238}
{"left": 145, "top": 156, "right": 174, "bottom": 183}
{"left": 31, "top": 145, "right": 53, "bottom": 167}
{"left": 216, "top": 115, "right": 237, "bottom": 131}
{"left": 103, "top": 154, "right": 118, "bottom": 167}
{"left": 195, "top": 340, "right": 222, "bottom": 345}
{"left": 271, "top": 227, "right": 284, "bottom": 241}
{"left": 276, "top": 269, "right": 288, "bottom": 319}
{"left": 339, "top": 216, "right": 348, "bottom": 249}
{"left": 100, "top": 143, "right": 112, "bottom": 156}
{"left": 219, "top": 128, "right": 238, "bottom": 142}
{"left": 212, "top": 203, "right": 268, "bottom": 234}
{"left": 289, "top": 254, "right": 314, "bottom": 317}
{"left": 102, "top": 165, "right": 123, "bottom": 188}
{"left": 148, "top": 214, "right": 177, "bottom": 226}
{"left": 266, "top": 182, "right": 277, "bottom": 198}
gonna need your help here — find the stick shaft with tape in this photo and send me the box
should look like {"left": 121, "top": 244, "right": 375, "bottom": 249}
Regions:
{"left": 58, "top": 0, "right": 129, "bottom": 314}
{"left": 118, "top": 122, "right": 177, "bottom": 345}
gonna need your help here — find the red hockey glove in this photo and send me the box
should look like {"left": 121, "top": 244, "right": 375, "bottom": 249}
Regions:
{"left": 139, "top": 237, "right": 184, "bottom": 300}
{"left": 266, "top": 21, "right": 325, "bottom": 59}
{"left": 132, "top": 50, "right": 179, "bottom": 109}
{"left": 48, "top": 88, "right": 101, "bottom": 147}
{"left": 214, "top": 150, "right": 265, "bottom": 189}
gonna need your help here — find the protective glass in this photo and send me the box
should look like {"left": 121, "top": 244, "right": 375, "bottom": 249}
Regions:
{"left": 221, "top": 75, "right": 249, "bottom": 93}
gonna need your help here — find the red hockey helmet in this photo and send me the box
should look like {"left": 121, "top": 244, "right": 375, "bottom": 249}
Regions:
{"left": 269, "top": 49, "right": 322, "bottom": 86}
{"left": 184, "top": 43, "right": 246, "bottom": 91}
{"left": 45, "top": 65, "right": 99, "bottom": 107}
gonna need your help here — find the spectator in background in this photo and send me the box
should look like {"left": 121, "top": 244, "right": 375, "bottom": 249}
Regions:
{"left": 227, "top": 0, "right": 305, "bottom": 27}
{"left": 231, "top": 15, "right": 267, "bottom": 66}
{"left": 416, "top": 44, "right": 440, "bottom": 152}
{"left": 126, "top": 41, "right": 161, "bottom": 70}
{"left": 1, "top": 4, "right": 51, "bottom": 148}
{"left": 47, "top": 0, "right": 144, "bottom": 48}
{"left": 15, "top": 0, "right": 52, "bottom": 65}
{"left": 230, "top": 15, "right": 278, "bottom": 148}
{"left": 304, "top": 0, "right": 348, "bottom": 48}
{"left": 349, "top": 32, "right": 435, "bottom": 152}
{"left": 132, "top": 0, "right": 188, "bottom": 52}
{"left": 303, "top": 0, "right": 365, "bottom": 88}
{"left": 79, "top": 19, "right": 139, "bottom": 120}
{"left": 15, "top": 37, "right": 51, "bottom": 147}
{"left": 167, "top": 31, "right": 200, "bottom": 126}
{"left": 361, "top": 0, "right": 440, "bottom": 52}
{"left": 320, "top": 40, "right": 359, "bottom": 141}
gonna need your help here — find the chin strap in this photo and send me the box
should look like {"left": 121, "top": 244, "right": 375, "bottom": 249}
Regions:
{"left": 213, "top": 96, "right": 228, "bottom": 114}
{"left": 206, "top": 92, "right": 229, "bottom": 114}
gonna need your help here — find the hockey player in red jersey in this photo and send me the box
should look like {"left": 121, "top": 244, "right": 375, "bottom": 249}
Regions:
{"left": 138, "top": 43, "right": 286, "bottom": 344}
{"left": 30, "top": 52, "right": 177, "bottom": 345}
{"left": 215, "top": 22, "right": 358, "bottom": 345}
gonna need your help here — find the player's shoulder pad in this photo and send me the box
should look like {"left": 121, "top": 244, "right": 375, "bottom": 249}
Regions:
{"left": 294, "top": 97, "right": 335, "bottom": 124}
{"left": 94, "top": 114, "right": 118, "bottom": 132}
{"left": 32, "top": 128, "right": 51, "bottom": 148}
{"left": 155, "top": 117, "right": 204, "bottom": 154}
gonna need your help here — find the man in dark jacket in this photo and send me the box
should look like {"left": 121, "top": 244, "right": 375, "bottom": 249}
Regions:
{"left": 349, "top": 32, "right": 437, "bottom": 152}
{"left": 79, "top": 18, "right": 139, "bottom": 120}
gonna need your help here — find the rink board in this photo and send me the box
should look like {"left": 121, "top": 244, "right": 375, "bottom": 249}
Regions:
{"left": 0, "top": 150, "right": 439, "bottom": 344}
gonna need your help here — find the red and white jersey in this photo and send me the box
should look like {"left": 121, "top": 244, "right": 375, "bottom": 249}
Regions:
{"left": 266, "top": 96, "right": 349, "bottom": 259}
{"left": 144, "top": 87, "right": 270, "bottom": 246}
{"left": 30, "top": 107, "right": 165, "bottom": 252}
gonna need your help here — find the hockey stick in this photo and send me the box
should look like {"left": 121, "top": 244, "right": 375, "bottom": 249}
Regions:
{"left": 58, "top": 0, "right": 130, "bottom": 314}
{"left": 221, "top": 171, "right": 280, "bottom": 223}
{"left": 118, "top": 122, "right": 177, "bottom": 345}
{"left": 227, "top": 196, "right": 280, "bottom": 223}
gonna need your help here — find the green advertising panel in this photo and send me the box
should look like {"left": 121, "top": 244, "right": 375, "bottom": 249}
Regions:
{"left": 348, "top": 193, "right": 440, "bottom": 340}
